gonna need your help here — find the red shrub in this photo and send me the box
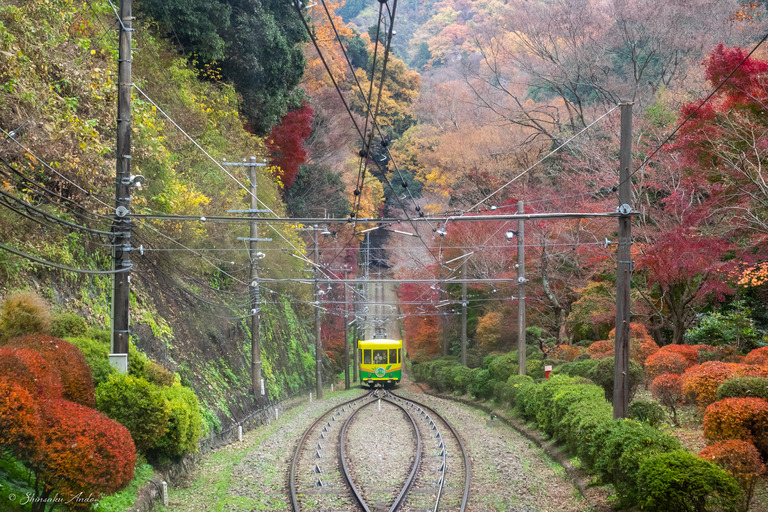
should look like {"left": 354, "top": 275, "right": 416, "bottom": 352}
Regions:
{"left": 586, "top": 340, "right": 613, "bottom": 360}
{"left": 552, "top": 344, "right": 581, "bottom": 362}
{"left": 0, "top": 347, "right": 63, "bottom": 399}
{"left": 703, "top": 397, "right": 768, "bottom": 458}
{"left": 745, "top": 347, "right": 768, "bottom": 366}
{"left": 737, "top": 364, "right": 768, "bottom": 379}
{"left": 650, "top": 373, "right": 684, "bottom": 426}
{"left": 0, "top": 377, "right": 42, "bottom": 458}
{"left": 699, "top": 440, "right": 765, "bottom": 509}
{"left": 645, "top": 351, "right": 689, "bottom": 384}
{"left": 33, "top": 399, "right": 136, "bottom": 505}
{"left": 683, "top": 361, "right": 739, "bottom": 407}
{"left": 8, "top": 334, "right": 95, "bottom": 407}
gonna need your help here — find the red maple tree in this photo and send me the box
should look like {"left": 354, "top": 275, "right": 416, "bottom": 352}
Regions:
{"left": 265, "top": 101, "right": 314, "bottom": 189}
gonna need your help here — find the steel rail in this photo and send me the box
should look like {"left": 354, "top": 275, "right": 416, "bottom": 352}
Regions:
{"left": 289, "top": 392, "right": 371, "bottom": 512}
{"left": 338, "top": 393, "right": 422, "bottom": 512}
{"left": 389, "top": 391, "right": 471, "bottom": 512}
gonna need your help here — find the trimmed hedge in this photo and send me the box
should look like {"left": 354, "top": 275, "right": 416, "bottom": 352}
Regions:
{"left": 637, "top": 450, "right": 741, "bottom": 512}
{"left": 717, "top": 376, "right": 768, "bottom": 401}
{"left": 629, "top": 399, "right": 666, "bottom": 427}
{"left": 151, "top": 384, "right": 203, "bottom": 460}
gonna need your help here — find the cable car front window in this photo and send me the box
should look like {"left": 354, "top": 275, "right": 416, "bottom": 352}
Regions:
{"left": 363, "top": 350, "right": 371, "bottom": 364}
{"left": 389, "top": 349, "right": 398, "bottom": 364}
{"left": 373, "top": 350, "right": 387, "bottom": 364}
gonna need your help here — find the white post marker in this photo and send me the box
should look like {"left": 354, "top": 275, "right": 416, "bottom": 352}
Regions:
{"left": 378, "top": 399, "right": 381, "bottom": 411}
{"left": 162, "top": 481, "right": 168, "bottom": 506}
{"left": 238, "top": 425, "right": 243, "bottom": 442}
{"left": 310, "top": 392, "right": 313, "bottom": 402}
{"left": 261, "top": 378, "right": 265, "bottom": 396}
{"left": 331, "top": 383, "right": 334, "bottom": 392}
{"left": 275, "top": 407, "right": 279, "bottom": 420}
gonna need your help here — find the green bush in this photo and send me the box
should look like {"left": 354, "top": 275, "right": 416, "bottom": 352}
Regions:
{"left": 588, "top": 357, "right": 644, "bottom": 402}
{"left": 552, "top": 358, "right": 600, "bottom": 379}
{"left": 151, "top": 384, "right": 203, "bottom": 460}
{"left": 526, "top": 359, "right": 545, "bottom": 379}
{"left": 96, "top": 373, "right": 170, "bottom": 452}
{"left": 487, "top": 352, "right": 518, "bottom": 382}
{"left": 594, "top": 419, "right": 682, "bottom": 506}
{"left": 629, "top": 399, "right": 666, "bottom": 427}
{"left": 563, "top": 397, "right": 613, "bottom": 466}
{"left": 683, "top": 302, "right": 763, "bottom": 353}
{"left": 637, "top": 450, "right": 742, "bottom": 512}
{"left": 468, "top": 368, "right": 494, "bottom": 399}
{"left": 200, "top": 406, "right": 222, "bottom": 436}
{"left": 716, "top": 376, "right": 768, "bottom": 401}
{"left": 51, "top": 313, "right": 88, "bottom": 338}
{"left": 129, "top": 343, "right": 150, "bottom": 379}
{"left": 145, "top": 359, "right": 178, "bottom": 387}
{"left": 67, "top": 335, "right": 115, "bottom": 386}
{"left": 500, "top": 374, "right": 533, "bottom": 407}
{"left": 482, "top": 352, "right": 502, "bottom": 369}
{"left": 451, "top": 365, "right": 475, "bottom": 394}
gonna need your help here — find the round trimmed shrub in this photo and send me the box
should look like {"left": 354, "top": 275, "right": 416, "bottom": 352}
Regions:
{"left": 645, "top": 350, "right": 689, "bottom": 384}
{"left": 700, "top": 440, "right": 764, "bottom": 511}
{"left": 468, "top": 369, "right": 494, "bottom": 399}
{"left": 487, "top": 352, "right": 517, "bottom": 382}
{"left": 7, "top": 334, "right": 95, "bottom": 407}
{"left": 50, "top": 313, "right": 88, "bottom": 338}
{"left": 451, "top": 365, "right": 474, "bottom": 394}
{"left": 0, "top": 347, "right": 63, "bottom": 399}
{"left": 151, "top": 384, "right": 203, "bottom": 460}
{"left": 717, "top": 376, "right": 768, "bottom": 401}
{"left": 703, "top": 397, "right": 768, "bottom": 458}
{"left": 629, "top": 399, "right": 666, "bottom": 427}
{"left": 683, "top": 361, "right": 739, "bottom": 407}
{"left": 37, "top": 398, "right": 136, "bottom": 501}
{"left": 594, "top": 419, "right": 682, "bottom": 506}
{"left": 0, "top": 377, "right": 41, "bottom": 459}
{"left": 526, "top": 359, "right": 544, "bottom": 379}
{"left": 637, "top": 450, "right": 741, "bottom": 512}
{"left": 0, "top": 291, "right": 51, "bottom": 342}
{"left": 96, "top": 373, "right": 171, "bottom": 452}
{"left": 500, "top": 374, "right": 533, "bottom": 406}
{"left": 745, "top": 347, "right": 768, "bottom": 366}
{"left": 552, "top": 358, "right": 600, "bottom": 379}
{"left": 586, "top": 339, "right": 613, "bottom": 359}
{"left": 650, "top": 373, "right": 684, "bottom": 426}
{"left": 588, "top": 358, "right": 643, "bottom": 402}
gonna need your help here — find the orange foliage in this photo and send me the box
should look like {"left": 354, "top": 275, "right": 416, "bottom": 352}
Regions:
{"left": 302, "top": 2, "right": 354, "bottom": 95}
{"left": 35, "top": 399, "right": 136, "bottom": 505}
{"left": 658, "top": 344, "right": 700, "bottom": 366}
{"left": 586, "top": 340, "right": 613, "bottom": 360}
{"left": 745, "top": 347, "right": 768, "bottom": 366}
{"left": 651, "top": 374, "right": 684, "bottom": 407}
{"left": 683, "top": 361, "right": 740, "bottom": 407}
{"left": 703, "top": 398, "right": 768, "bottom": 458}
{"left": 551, "top": 344, "right": 581, "bottom": 362}
{"left": 600, "top": 324, "right": 658, "bottom": 366}
{"left": 737, "top": 365, "right": 768, "bottom": 379}
{"left": 8, "top": 334, "right": 95, "bottom": 407}
{"left": 0, "top": 347, "right": 63, "bottom": 400}
{"left": 645, "top": 351, "right": 690, "bottom": 384}
{"left": 699, "top": 439, "right": 765, "bottom": 503}
{"left": 0, "top": 377, "right": 41, "bottom": 459}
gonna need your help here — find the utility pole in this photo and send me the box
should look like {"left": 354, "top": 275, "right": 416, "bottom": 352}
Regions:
{"left": 226, "top": 158, "right": 268, "bottom": 399}
{"left": 614, "top": 102, "right": 633, "bottom": 419}
{"left": 110, "top": 0, "right": 133, "bottom": 372}
{"left": 314, "top": 227, "right": 323, "bottom": 399}
{"left": 343, "top": 267, "right": 351, "bottom": 389}
{"left": 517, "top": 201, "right": 526, "bottom": 375}
{"left": 461, "top": 257, "right": 468, "bottom": 366}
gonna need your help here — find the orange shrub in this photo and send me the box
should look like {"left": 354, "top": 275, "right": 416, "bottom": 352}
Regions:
{"left": 645, "top": 351, "right": 689, "bottom": 384}
{"left": 607, "top": 323, "right": 659, "bottom": 366}
{"left": 34, "top": 399, "right": 136, "bottom": 505}
{"left": 658, "top": 344, "right": 700, "bottom": 366}
{"left": 8, "top": 334, "right": 95, "bottom": 407}
{"left": 703, "top": 398, "right": 768, "bottom": 458}
{"left": 0, "top": 377, "right": 41, "bottom": 459}
{"left": 745, "top": 347, "right": 768, "bottom": 366}
{"left": 587, "top": 340, "right": 613, "bottom": 359}
{"left": 0, "top": 347, "right": 63, "bottom": 399}
{"left": 699, "top": 440, "right": 765, "bottom": 509}
{"left": 552, "top": 344, "right": 581, "bottom": 362}
{"left": 683, "top": 361, "right": 740, "bottom": 407}
{"left": 737, "top": 364, "right": 768, "bottom": 379}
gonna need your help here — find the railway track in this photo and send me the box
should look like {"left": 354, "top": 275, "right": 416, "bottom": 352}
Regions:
{"left": 289, "top": 389, "right": 470, "bottom": 512}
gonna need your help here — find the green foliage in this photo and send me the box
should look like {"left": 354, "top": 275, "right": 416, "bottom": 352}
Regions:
{"left": 200, "top": 406, "right": 223, "bottom": 436}
{"left": 526, "top": 359, "right": 544, "bottom": 379}
{"left": 450, "top": 365, "right": 475, "bottom": 394}
{"left": 498, "top": 374, "right": 533, "bottom": 407}
{"left": 588, "top": 357, "right": 644, "bottom": 402}
{"left": 684, "top": 303, "right": 763, "bottom": 353}
{"left": 151, "top": 384, "right": 203, "bottom": 460}
{"left": 66, "top": 335, "right": 115, "bottom": 387}
{"left": 629, "top": 399, "right": 666, "bottom": 427}
{"left": 551, "top": 358, "right": 600, "bottom": 379}
{"left": 594, "top": 419, "right": 682, "bottom": 506}
{"left": 97, "top": 462, "right": 155, "bottom": 512}
{"left": 96, "top": 373, "right": 171, "bottom": 452}
{"left": 637, "top": 450, "right": 742, "bottom": 512}
{"left": 468, "top": 368, "right": 494, "bottom": 399}
{"left": 0, "top": 291, "right": 51, "bottom": 342}
{"left": 717, "top": 376, "right": 768, "bottom": 401}
{"left": 50, "top": 312, "right": 88, "bottom": 338}
{"left": 285, "top": 164, "right": 350, "bottom": 219}
{"left": 487, "top": 352, "right": 517, "bottom": 382}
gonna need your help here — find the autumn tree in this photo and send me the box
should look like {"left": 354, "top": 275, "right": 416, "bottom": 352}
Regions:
{"left": 699, "top": 440, "right": 765, "bottom": 512}
{"left": 703, "top": 397, "right": 768, "bottom": 458}
{"left": 265, "top": 101, "right": 314, "bottom": 189}
{"left": 650, "top": 373, "right": 684, "bottom": 427}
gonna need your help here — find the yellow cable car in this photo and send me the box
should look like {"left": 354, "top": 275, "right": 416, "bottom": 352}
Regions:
{"left": 358, "top": 338, "right": 402, "bottom": 388}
